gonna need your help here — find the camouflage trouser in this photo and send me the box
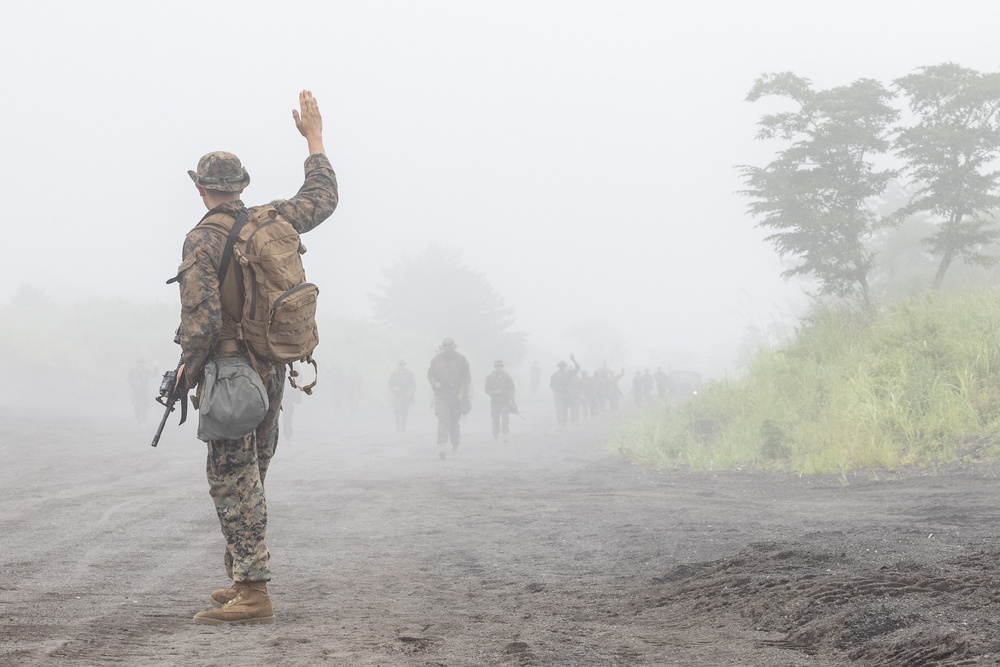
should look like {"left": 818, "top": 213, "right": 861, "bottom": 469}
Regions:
{"left": 553, "top": 393, "right": 570, "bottom": 428}
{"left": 392, "top": 395, "right": 410, "bottom": 432}
{"left": 206, "top": 363, "right": 286, "bottom": 583}
{"left": 434, "top": 393, "right": 461, "bottom": 448}
{"left": 490, "top": 398, "right": 509, "bottom": 436}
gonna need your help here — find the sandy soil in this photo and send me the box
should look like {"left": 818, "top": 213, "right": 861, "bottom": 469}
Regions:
{"left": 3, "top": 391, "right": 1000, "bottom": 666}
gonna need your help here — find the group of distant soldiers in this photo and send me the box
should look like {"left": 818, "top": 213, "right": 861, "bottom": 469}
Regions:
{"left": 382, "top": 340, "right": 681, "bottom": 458}
{"left": 632, "top": 367, "right": 670, "bottom": 407}
{"left": 388, "top": 338, "right": 517, "bottom": 460}
{"left": 132, "top": 341, "right": 678, "bottom": 460}
{"left": 548, "top": 357, "right": 633, "bottom": 428}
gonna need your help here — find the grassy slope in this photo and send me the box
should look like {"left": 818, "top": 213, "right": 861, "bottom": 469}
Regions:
{"left": 614, "top": 290, "right": 1000, "bottom": 474}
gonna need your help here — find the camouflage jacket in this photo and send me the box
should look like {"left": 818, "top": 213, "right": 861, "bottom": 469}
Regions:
{"left": 175, "top": 153, "right": 338, "bottom": 386}
{"left": 388, "top": 368, "right": 416, "bottom": 398}
{"left": 484, "top": 370, "right": 515, "bottom": 403}
{"left": 427, "top": 350, "right": 471, "bottom": 398}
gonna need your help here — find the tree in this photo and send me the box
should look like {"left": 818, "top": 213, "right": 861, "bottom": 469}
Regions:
{"left": 370, "top": 245, "right": 528, "bottom": 367}
{"left": 893, "top": 63, "right": 1000, "bottom": 290}
{"left": 739, "top": 72, "right": 899, "bottom": 310}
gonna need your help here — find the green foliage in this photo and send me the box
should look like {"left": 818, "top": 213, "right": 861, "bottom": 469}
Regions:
{"left": 893, "top": 63, "right": 1000, "bottom": 289}
{"left": 739, "top": 73, "right": 899, "bottom": 310}
{"left": 613, "top": 290, "right": 1000, "bottom": 474}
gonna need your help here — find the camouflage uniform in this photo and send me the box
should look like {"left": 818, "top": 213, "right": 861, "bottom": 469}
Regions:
{"left": 388, "top": 362, "right": 416, "bottom": 432}
{"left": 484, "top": 361, "right": 515, "bottom": 439}
{"left": 549, "top": 358, "right": 580, "bottom": 429}
{"left": 176, "top": 151, "right": 338, "bottom": 583}
{"left": 427, "top": 339, "right": 471, "bottom": 458}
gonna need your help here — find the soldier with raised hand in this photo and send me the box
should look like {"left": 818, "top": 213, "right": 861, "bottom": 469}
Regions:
{"left": 172, "top": 90, "right": 338, "bottom": 625}
{"left": 427, "top": 338, "right": 471, "bottom": 460}
{"left": 484, "top": 360, "right": 516, "bottom": 442}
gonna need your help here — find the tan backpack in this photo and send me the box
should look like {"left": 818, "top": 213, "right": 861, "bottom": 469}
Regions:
{"left": 208, "top": 206, "right": 320, "bottom": 394}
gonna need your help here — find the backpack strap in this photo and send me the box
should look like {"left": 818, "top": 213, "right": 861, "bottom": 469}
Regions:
{"left": 217, "top": 208, "right": 249, "bottom": 285}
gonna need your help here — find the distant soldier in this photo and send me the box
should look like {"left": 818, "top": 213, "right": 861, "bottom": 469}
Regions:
{"left": 654, "top": 367, "right": 669, "bottom": 398}
{"left": 484, "top": 360, "right": 516, "bottom": 441}
{"left": 579, "top": 370, "right": 598, "bottom": 418}
{"left": 632, "top": 370, "right": 644, "bottom": 407}
{"left": 607, "top": 367, "right": 625, "bottom": 412}
{"left": 529, "top": 361, "right": 541, "bottom": 395}
{"left": 428, "top": 338, "right": 471, "bottom": 460}
{"left": 127, "top": 358, "right": 153, "bottom": 426}
{"left": 388, "top": 360, "right": 416, "bottom": 432}
{"left": 641, "top": 369, "right": 655, "bottom": 404}
{"left": 549, "top": 354, "right": 580, "bottom": 429}
{"left": 567, "top": 369, "right": 583, "bottom": 423}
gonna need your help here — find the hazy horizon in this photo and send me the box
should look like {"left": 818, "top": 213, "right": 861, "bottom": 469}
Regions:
{"left": 4, "top": 0, "right": 999, "bottom": 376}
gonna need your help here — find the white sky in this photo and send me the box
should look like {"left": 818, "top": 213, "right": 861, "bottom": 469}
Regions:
{"left": 3, "top": 0, "right": 999, "bottom": 374}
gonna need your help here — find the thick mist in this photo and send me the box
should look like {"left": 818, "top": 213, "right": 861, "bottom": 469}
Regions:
{"left": 4, "top": 1, "right": 1000, "bottom": 380}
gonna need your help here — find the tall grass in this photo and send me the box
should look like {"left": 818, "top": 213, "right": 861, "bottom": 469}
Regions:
{"left": 613, "top": 290, "right": 1000, "bottom": 474}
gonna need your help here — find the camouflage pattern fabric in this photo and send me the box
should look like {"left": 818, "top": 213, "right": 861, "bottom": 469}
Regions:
{"left": 428, "top": 349, "right": 471, "bottom": 447}
{"left": 188, "top": 151, "right": 251, "bottom": 192}
{"left": 484, "top": 369, "right": 515, "bottom": 404}
{"left": 388, "top": 367, "right": 416, "bottom": 432}
{"left": 427, "top": 349, "right": 471, "bottom": 396}
{"left": 550, "top": 360, "right": 580, "bottom": 429}
{"left": 208, "top": 363, "right": 285, "bottom": 581}
{"left": 176, "top": 152, "right": 338, "bottom": 583}
{"left": 434, "top": 393, "right": 462, "bottom": 446}
{"left": 485, "top": 369, "right": 515, "bottom": 436}
{"left": 177, "top": 153, "right": 338, "bottom": 387}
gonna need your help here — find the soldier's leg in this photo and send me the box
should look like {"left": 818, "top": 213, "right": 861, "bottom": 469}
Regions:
{"left": 256, "top": 365, "right": 285, "bottom": 484}
{"left": 396, "top": 402, "right": 403, "bottom": 431}
{"left": 555, "top": 395, "right": 568, "bottom": 428}
{"left": 212, "top": 364, "right": 283, "bottom": 582}
{"left": 491, "top": 402, "right": 501, "bottom": 437}
{"left": 435, "top": 397, "right": 450, "bottom": 458}
{"left": 207, "top": 433, "right": 270, "bottom": 583}
{"left": 449, "top": 400, "right": 461, "bottom": 450}
{"left": 501, "top": 407, "right": 509, "bottom": 435}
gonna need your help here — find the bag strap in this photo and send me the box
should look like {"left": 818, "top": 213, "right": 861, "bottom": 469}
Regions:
{"left": 288, "top": 356, "right": 318, "bottom": 395}
{"left": 217, "top": 208, "right": 249, "bottom": 285}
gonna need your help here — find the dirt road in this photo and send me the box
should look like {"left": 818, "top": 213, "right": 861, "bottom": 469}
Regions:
{"left": 3, "top": 393, "right": 1000, "bottom": 666}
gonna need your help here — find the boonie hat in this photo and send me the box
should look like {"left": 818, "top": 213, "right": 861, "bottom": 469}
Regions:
{"left": 188, "top": 151, "right": 251, "bottom": 192}
{"left": 441, "top": 338, "right": 457, "bottom": 351}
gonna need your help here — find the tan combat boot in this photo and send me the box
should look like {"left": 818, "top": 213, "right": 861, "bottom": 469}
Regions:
{"left": 210, "top": 581, "right": 240, "bottom": 607}
{"left": 193, "top": 581, "right": 275, "bottom": 625}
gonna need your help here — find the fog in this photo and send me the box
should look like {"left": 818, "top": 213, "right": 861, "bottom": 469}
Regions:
{"left": 3, "top": 0, "right": 999, "bottom": 377}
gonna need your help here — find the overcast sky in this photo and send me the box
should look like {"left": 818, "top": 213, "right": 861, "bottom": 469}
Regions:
{"left": 3, "top": 1, "right": 999, "bottom": 375}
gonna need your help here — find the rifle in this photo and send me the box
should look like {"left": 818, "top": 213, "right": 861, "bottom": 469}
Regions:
{"left": 508, "top": 399, "right": 525, "bottom": 420}
{"left": 151, "top": 340, "right": 189, "bottom": 447}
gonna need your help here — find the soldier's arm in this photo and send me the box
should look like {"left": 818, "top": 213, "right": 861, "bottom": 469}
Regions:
{"left": 293, "top": 89, "right": 325, "bottom": 156}
{"left": 177, "top": 229, "right": 225, "bottom": 386}
{"left": 278, "top": 90, "right": 339, "bottom": 234}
